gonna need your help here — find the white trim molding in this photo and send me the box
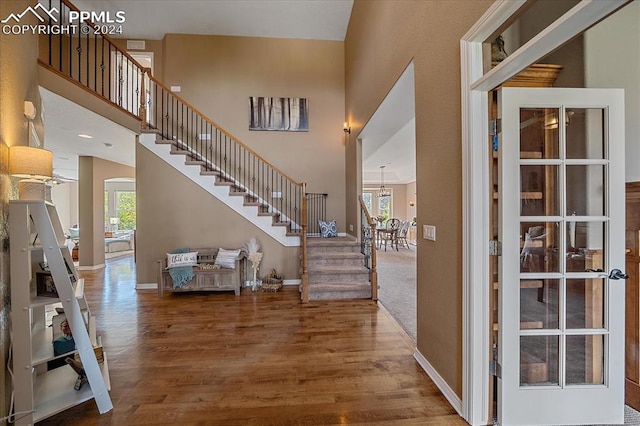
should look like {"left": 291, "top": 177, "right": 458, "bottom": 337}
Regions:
{"left": 77, "top": 264, "right": 105, "bottom": 271}
{"left": 136, "top": 283, "right": 157, "bottom": 290}
{"left": 414, "top": 349, "right": 462, "bottom": 416}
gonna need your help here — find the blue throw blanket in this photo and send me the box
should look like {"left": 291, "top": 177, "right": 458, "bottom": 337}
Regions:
{"left": 169, "top": 247, "right": 195, "bottom": 288}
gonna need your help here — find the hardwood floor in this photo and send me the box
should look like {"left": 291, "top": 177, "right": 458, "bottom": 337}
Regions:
{"left": 40, "top": 255, "right": 465, "bottom": 425}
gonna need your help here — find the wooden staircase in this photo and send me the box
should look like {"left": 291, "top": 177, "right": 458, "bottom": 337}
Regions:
{"left": 140, "top": 131, "right": 301, "bottom": 246}
{"left": 305, "top": 236, "right": 372, "bottom": 300}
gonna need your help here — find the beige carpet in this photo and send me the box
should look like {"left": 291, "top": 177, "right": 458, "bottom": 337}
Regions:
{"left": 376, "top": 245, "right": 417, "bottom": 342}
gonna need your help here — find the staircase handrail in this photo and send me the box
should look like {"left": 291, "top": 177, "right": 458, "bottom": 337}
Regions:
{"left": 143, "top": 75, "right": 303, "bottom": 187}
{"left": 358, "top": 195, "right": 378, "bottom": 301}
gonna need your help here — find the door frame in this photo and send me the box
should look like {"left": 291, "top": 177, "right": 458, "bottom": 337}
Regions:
{"left": 460, "top": 1, "right": 630, "bottom": 424}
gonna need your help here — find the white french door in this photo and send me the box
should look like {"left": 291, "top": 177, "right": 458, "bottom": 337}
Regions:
{"left": 498, "top": 87, "right": 626, "bottom": 425}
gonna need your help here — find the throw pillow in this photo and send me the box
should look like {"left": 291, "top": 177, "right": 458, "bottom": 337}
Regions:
{"left": 166, "top": 251, "right": 198, "bottom": 268}
{"left": 319, "top": 220, "right": 338, "bottom": 238}
{"left": 215, "top": 248, "right": 241, "bottom": 269}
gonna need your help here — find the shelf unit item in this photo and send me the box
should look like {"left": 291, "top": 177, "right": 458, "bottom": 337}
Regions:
{"left": 9, "top": 200, "right": 112, "bottom": 425}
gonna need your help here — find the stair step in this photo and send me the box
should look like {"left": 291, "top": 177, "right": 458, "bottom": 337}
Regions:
{"left": 273, "top": 221, "right": 291, "bottom": 227}
{"left": 306, "top": 236, "right": 358, "bottom": 246}
{"left": 308, "top": 267, "right": 370, "bottom": 284}
{"left": 157, "top": 138, "right": 175, "bottom": 145}
{"left": 215, "top": 180, "right": 235, "bottom": 186}
{"left": 170, "top": 149, "right": 190, "bottom": 155}
{"left": 244, "top": 201, "right": 262, "bottom": 207}
{"left": 200, "top": 170, "right": 222, "bottom": 176}
{"left": 185, "top": 160, "right": 206, "bottom": 166}
{"left": 229, "top": 191, "right": 248, "bottom": 196}
{"left": 306, "top": 243, "right": 361, "bottom": 254}
{"left": 307, "top": 253, "right": 365, "bottom": 267}
{"left": 307, "top": 282, "right": 372, "bottom": 301}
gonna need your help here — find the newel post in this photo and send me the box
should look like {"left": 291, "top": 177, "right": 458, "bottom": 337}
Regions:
{"left": 370, "top": 220, "right": 378, "bottom": 301}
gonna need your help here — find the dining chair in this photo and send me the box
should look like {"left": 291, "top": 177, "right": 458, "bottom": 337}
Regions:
{"left": 396, "top": 220, "right": 411, "bottom": 249}
{"left": 380, "top": 218, "right": 401, "bottom": 251}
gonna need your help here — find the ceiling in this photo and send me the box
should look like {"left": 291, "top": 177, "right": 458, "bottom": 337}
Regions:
{"left": 360, "top": 63, "right": 416, "bottom": 184}
{"left": 41, "top": 0, "right": 414, "bottom": 184}
{"left": 41, "top": 88, "right": 137, "bottom": 181}
{"left": 70, "top": 0, "right": 354, "bottom": 41}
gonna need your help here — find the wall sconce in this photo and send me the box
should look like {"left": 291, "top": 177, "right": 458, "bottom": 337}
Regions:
{"left": 343, "top": 122, "right": 351, "bottom": 134}
{"left": 409, "top": 200, "right": 415, "bottom": 207}
{"left": 24, "top": 101, "right": 37, "bottom": 120}
{"left": 10, "top": 146, "right": 53, "bottom": 200}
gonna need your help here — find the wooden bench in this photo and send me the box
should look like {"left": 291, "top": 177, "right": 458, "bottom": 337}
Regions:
{"left": 157, "top": 248, "right": 245, "bottom": 297}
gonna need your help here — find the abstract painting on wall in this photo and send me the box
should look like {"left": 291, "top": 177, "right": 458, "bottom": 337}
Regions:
{"left": 249, "top": 97, "right": 309, "bottom": 132}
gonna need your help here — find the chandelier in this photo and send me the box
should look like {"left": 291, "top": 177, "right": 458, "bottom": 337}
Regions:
{"left": 377, "top": 165, "right": 390, "bottom": 198}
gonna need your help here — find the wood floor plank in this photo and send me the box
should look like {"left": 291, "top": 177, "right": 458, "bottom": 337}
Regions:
{"left": 37, "top": 255, "right": 465, "bottom": 425}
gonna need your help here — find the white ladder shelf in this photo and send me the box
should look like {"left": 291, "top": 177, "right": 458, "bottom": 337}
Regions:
{"left": 9, "top": 200, "right": 112, "bottom": 425}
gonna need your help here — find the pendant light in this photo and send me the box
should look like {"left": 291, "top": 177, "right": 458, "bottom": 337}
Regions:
{"left": 377, "top": 165, "right": 390, "bottom": 198}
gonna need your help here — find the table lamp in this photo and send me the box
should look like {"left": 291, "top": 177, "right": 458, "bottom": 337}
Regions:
{"left": 109, "top": 217, "right": 119, "bottom": 232}
{"left": 10, "top": 146, "right": 53, "bottom": 200}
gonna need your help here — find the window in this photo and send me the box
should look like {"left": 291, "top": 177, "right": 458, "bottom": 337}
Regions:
{"left": 115, "top": 191, "right": 136, "bottom": 230}
{"left": 362, "top": 189, "right": 393, "bottom": 222}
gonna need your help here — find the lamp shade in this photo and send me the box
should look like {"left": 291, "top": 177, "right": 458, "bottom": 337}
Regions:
{"left": 10, "top": 146, "right": 53, "bottom": 180}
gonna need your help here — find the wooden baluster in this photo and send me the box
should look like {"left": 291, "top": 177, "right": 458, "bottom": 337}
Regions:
{"left": 140, "top": 68, "right": 148, "bottom": 129}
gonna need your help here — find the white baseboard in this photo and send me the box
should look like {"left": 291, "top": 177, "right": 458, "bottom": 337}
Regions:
{"left": 136, "top": 283, "right": 157, "bottom": 290}
{"left": 414, "top": 349, "right": 463, "bottom": 416}
{"left": 244, "top": 279, "right": 301, "bottom": 287}
{"left": 77, "top": 264, "right": 105, "bottom": 271}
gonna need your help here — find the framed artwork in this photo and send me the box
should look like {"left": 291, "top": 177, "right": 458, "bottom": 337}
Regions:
{"left": 249, "top": 97, "right": 308, "bottom": 131}
{"left": 36, "top": 272, "right": 58, "bottom": 297}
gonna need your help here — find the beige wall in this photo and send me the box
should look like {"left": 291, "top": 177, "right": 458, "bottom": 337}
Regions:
{"left": 136, "top": 144, "right": 299, "bottom": 284}
{"left": 406, "top": 181, "right": 417, "bottom": 222}
{"left": 158, "top": 34, "right": 346, "bottom": 227}
{"left": 51, "top": 181, "right": 79, "bottom": 231}
{"left": 345, "top": 0, "right": 493, "bottom": 397}
{"left": 78, "top": 157, "right": 135, "bottom": 267}
{"left": 363, "top": 183, "right": 412, "bottom": 221}
{"left": 0, "top": 0, "right": 44, "bottom": 415}
{"left": 584, "top": 1, "right": 640, "bottom": 182}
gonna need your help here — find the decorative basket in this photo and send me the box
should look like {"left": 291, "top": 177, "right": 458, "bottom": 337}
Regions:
{"left": 261, "top": 269, "right": 283, "bottom": 292}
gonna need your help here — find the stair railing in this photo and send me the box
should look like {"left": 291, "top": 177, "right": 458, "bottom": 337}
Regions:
{"left": 142, "top": 75, "right": 305, "bottom": 234}
{"left": 305, "top": 193, "right": 328, "bottom": 237}
{"left": 358, "top": 195, "right": 378, "bottom": 301}
{"left": 37, "top": 0, "right": 312, "bottom": 293}
{"left": 38, "top": 0, "right": 148, "bottom": 120}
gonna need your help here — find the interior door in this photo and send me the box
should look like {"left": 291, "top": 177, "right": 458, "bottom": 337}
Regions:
{"left": 498, "top": 87, "right": 626, "bottom": 425}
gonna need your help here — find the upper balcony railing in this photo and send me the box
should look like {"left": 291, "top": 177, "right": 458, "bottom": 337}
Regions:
{"left": 37, "top": 0, "right": 307, "bottom": 236}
